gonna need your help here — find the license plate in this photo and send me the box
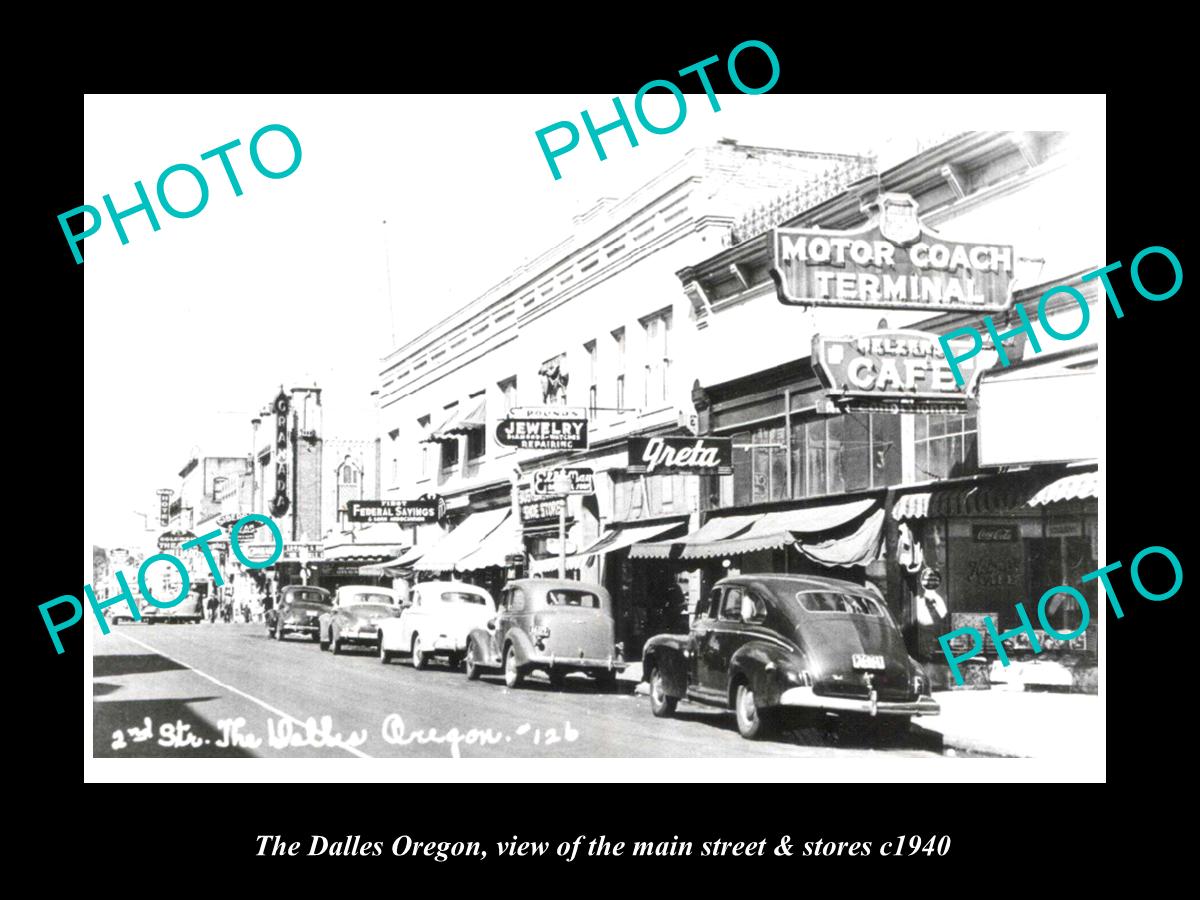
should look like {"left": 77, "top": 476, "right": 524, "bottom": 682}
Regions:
{"left": 852, "top": 653, "right": 885, "bottom": 670}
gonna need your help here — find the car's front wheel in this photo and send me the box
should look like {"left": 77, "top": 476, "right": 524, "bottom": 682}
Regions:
{"left": 331, "top": 629, "right": 342, "bottom": 655}
{"left": 274, "top": 623, "right": 283, "bottom": 641}
{"left": 734, "top": 682, "right": 774, "bottom": 740}
{"left": 380, "top": 639, "right": 393, "bottom": 665}
{"left": 503, "top": 645, "right": 524, "bottom": 688}
{"left": 319, "top": 628, "right": 330, "bottom": 651}
{"left": 411, "top": 634, "right": 427, "bottom": 670}
{"left": 648, "top": 666, "right": 678, "bottom": 718}
{"left": 465, "top": 641, "right": 481, "bottom": 681}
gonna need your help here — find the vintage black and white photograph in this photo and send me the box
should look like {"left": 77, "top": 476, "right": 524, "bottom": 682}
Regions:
{"left": 81, "top": 92, "right": 1106, "bottom": 775}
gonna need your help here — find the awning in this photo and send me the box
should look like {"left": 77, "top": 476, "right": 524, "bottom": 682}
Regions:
{"left": 320, "top": 521, "right": 409, "bottom": 562}
{"left": 420, "top": 405, "right": 464, "bottom": 443}
{"left": 440, "top": 395, "right": 486, "bottom": 436}
{"left": 413, "top": 507, "right": 509, "bottom": 572}
{"left": 630, "top": 513, "right": 760, "bottom": 560}
{"left": 455, "top": 512, "right": 520, "bottom": 571}
{"left": 1027, "top": 468, "right": 1098, "bottom": 506}
{"left": 795, "top": 507, "right": 885, "bottom": 568}
{"left": 561, "top": 520, "right": 688, "bottom": 568}
{"left": 321, "top": 543, "right": 407, "bottom": 563}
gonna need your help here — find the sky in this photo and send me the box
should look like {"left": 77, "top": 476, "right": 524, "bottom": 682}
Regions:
{"left": 83, "top": 94, "right": 1104, "bottom": 550}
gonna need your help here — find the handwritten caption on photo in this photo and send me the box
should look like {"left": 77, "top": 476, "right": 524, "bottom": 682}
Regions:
{"left": 254, "top": 833, "right": 951, "bottom": 860}
{"left": 44, "top": 513, "right": 283, "bottom": 654}
{"left": 109, "top": 713, "right": 580, "bottom": 759}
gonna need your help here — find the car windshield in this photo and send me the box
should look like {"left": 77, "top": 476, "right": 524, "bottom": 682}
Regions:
{"left": 796, "top": 591, "right": 885, "bottom": 616}
{"left": 545, "top": 589, "right": 600, "bottom": 609}
{"left": 344, "top": 593, "right": 394, "bottom": 606}
{"left": 290, "top": 590, "right": 329, "bottom": 605}
{"left": 441, "top": 591, "right": 486, "bottom": 605}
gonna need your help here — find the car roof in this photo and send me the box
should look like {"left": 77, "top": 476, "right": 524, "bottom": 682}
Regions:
{"left": 718, "top": 573, "right": 877, "bottom": 596}
{"left": 415, "top": 581, "right": 490, "bottom": 594}
{"left": 337, "top": 584, "right": 397, "bottom": 594}
{"left": 507, "top": 578, "right": 610, "bottom": 597}
{"left": 284, "top": 584, "right": 328, "bottom": 594}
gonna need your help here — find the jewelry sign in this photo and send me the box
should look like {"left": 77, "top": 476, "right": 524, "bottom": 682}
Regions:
{"left": 496, "top": 406, "right": 588, "bottom": 450}
{"left": 771, "top": 193, "right": 1014, "bottom": 312}
{"left": 813, "top": 329, "right": 976, "bottom": 413}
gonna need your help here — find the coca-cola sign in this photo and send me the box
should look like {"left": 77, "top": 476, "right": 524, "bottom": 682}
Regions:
{"left": 627, "top": 437, "right": 732, "bottom": 475}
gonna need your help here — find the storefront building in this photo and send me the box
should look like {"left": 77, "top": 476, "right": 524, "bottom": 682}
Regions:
{"left": 376, "top": 141, "right": 872, "bottom": 646}
{"left": 652, "top": 131, "right": 1103, "bottom": 690}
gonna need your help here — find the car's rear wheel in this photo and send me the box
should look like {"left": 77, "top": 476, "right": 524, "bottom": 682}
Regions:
{"left": 465, "top": 641, "right": 481, "bottom": 680}
{"left": 648, "top": 666, "right": 677, "bottom": 718}
{"left": 548, "top": 670, "right": 566, "bottom": 690}
{"left": 735, "top": 682, "right": 773, "bottom": 740}
{"left": 411, "top": 634, "right": 427, "bottom": 670}
{"left": 504, "top": 645, "right": 524, "bottom": 688}
{"left": 380, "top": 640, "right": 393, "bottom": 664}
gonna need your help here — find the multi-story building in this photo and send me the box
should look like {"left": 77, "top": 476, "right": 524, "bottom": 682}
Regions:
{"left": 377, "top": 140, "right": 873, "bottom": 647}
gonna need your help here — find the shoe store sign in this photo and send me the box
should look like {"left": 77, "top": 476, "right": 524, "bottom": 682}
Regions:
{"left": 772, "top": 193, "right": 1014, "bottom": 312}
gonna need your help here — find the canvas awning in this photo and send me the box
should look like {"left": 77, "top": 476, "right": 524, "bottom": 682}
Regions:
{"left": 455, "top": 512, "right": 520, "bottom": 571}
{"left": 440, "top": 395, "right": 486, "bottom": 436}
{"left": 320, "top": 521, "right": 409, "bottom": 563}
{"left": 629, "top": 513, "right": 761, "bottom": 560}
{"left": 413, "top": 507, "right": 509, "bottom": 572}
{"left": 420, "top": 405, "right": 464, "bottom": 443}
{"left": 552, "top": 520, "right": 688, "bottom": 570}
{"left": 1027, "top": 468, "right": 1098, "bottom": 506}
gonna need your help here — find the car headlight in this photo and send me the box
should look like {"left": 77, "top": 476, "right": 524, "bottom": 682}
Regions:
{"left": 783, "top": 668, "right": 813, "bottom": 687}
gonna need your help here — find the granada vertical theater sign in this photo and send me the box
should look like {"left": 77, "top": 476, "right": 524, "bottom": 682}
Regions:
{"left": 771, "top": 193, "right": 1015, "bottom": 312}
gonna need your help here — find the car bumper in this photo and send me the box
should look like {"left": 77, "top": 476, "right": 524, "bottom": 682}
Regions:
{"left": 778, "top": 687, "right": 940, "bottom": 717}
{"left": 281, "top": 623, "right": 319, "bottom": 634}
{"left": 527, "top": 653, "right": 626, "bottom": 672}
{"left": 340, "top": 630, "right": 381, "bottom": 642}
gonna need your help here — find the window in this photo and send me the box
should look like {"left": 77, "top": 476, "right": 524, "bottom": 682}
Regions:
{"left": 467, "top": 392, "right": 487, "bottom": 460}
{"left": 499, "top": 376, "right": 518, "bottom": 413}
{"left": 914, "top": 412, "right": 978, "bottom": 480}
{"left": 440, "top": 591, "right": 487, "bottom": 605}
{"left": 546, "top": 589, "right": 600, "bottom": 608}
{"left": 796, "top": 591, "right": 885, "bottom": 617}
{"left": 509, "top": 587, "right": 528, "bottom": 612}
{"left": 441, "top": 437, "right": 460, "bottom": 471}
{"left": 612, "top": 327, "right": 626, "bottom": 410}
{"left": 641, "top": 308, "right": 672, "bottom": 407}
{"left": 340, "top": 464, "right": 359, "bottom": 485}
{"left": 584, "top": 340, "right": 598, "bottom": 416}
{"left": 719, "top": 587, "right": 746, "bottom": 620}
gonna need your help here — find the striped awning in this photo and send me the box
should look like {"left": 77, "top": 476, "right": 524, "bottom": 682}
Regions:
{"left": 455, "top": 512, "right": 520, "bottom": 572}
{"left": 441, "top": 395, "right": 486, "bottom": 436}
{"left": 414, "top": 508, "right": 509, "bottom": 572}
{"left": 629, "top": 513, "right": 761, "bottom": 560}
{"left": 1027, "top": 469, "right": 1098, "bottom": 506}
{"left": 559, "top": 520, "right": 689, "bottom": 569}
{"left": 420, "top": 405, "right": 464, "bottom": 443}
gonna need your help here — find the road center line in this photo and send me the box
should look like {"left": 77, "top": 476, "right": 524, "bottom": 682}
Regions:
{"left": 111, "top": 630, "right": 373, "bottom": 759}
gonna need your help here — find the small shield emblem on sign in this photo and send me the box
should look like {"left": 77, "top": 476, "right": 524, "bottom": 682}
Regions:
{"left": 879, "top": 193, "right": 921, "bottom": 245}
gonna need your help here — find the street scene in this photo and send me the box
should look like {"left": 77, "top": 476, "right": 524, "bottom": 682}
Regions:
{"left": 86, "top": 100, "right": 1105, "bottom": 762}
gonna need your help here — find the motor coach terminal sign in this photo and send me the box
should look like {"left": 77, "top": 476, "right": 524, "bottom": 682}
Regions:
{"left": 814, "top": 329, "right": 976, "bottom": 413}
{"left": 496, "top": 406, "right": 588, "bottom": 450}
{"left": 347, "top": 497, "right": 445, "bottom": 524}
{"left": 627, "top": 437, "right": 733, "bottom": 475}
{"left": 772, "top": 193, "right": 1014, "bottom": 312}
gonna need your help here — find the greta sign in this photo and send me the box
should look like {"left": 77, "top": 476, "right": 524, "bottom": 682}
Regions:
{"left": 772, "top": 193, "right": 1014, "bottom": 312}
{"left": 627, "top": 437, "right": 732, "bottom": 475}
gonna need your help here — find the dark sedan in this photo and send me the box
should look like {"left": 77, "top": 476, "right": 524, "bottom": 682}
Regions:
{"left": 265, "top": 585, "right": 331, "bottom": 642}
{"left": 642, "top": 574, "right": 939, "bottom": 740}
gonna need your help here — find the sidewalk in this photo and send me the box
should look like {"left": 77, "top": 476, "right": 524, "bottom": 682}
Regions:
{"left": 924, "top": 687, "right": 1103, "bottom": 758}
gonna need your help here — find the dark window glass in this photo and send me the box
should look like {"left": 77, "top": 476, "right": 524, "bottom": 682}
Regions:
{"left": 872, "top": 413, "right": 902, "bottom": 486}
{"left": 545, "top": 589, "right": 600, "bottom": 609}
{"left": 731, "top": 430, "right": 752, "bottom": 504}
{"left": 796, "top": 591, "right": 884, "bottom": 616}
{"left": 790, "top": 420, "right": 807, "bottom": 498}
{"left": 441, "top": 591, "right": 487, "bottom": 605}
{"left": 843, "top": 413, "right": 871, "bottom": 491}
{"left": 720, "top": 587, "right": 745, "bottom": 620}
{"left": 827, "top": 416, "right": 846, "bottom": 494}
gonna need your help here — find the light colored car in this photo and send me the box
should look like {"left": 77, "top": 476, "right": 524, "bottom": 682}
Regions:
{"left": 379, "top": 581, "right": 495, "bottom": 670}
{"left": 318, "top": 585, "right": 403, "bottom": 654}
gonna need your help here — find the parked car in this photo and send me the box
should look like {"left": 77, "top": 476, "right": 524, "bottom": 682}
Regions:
{"left": 641, "top": 574, "right": 939, "bottom": 740}
{"left": 319, "top": 585, "right": 403, "bottom": 654}
{"left": 265, "top": 585, "right": 331, "bottom": 641}
{"left": 464, "top": 579, "right": 625, "bottom": 689}
{"left": 379, "top": 581, "right": 494, "bottom": 669}
{"left": 137, "top": 589, "right": 205, "bottom": 625}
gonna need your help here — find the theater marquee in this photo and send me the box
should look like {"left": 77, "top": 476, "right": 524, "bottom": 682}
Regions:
{"left": 771, "top": 193, "right": 1014, "bottom": 312}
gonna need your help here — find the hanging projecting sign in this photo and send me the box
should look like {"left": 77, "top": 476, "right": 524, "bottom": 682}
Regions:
{"left": 157, "top": 530, "right": 196, "bottom": 553}
{"left": 532, "top": 467, "right": 595, "bottom": 496}
{"left": 496, "top": 406, "right": 588, "bottom": 450}
{"left": 519, "top": 485, "right": 565, "bottom": 523}
{"left": 347, "top": 496, "right": 445, "bottom": 524}
{"left": 771, "top": 193, "right": 1014, "bottom": 312}
{"left": 270, "top": 389, "right": 292, "bottom": 517}
{"left": 157, "top": 489, "right": 172, "bottom": 526}
{"left": 813, "top": 329, "right": 977, "bottom": 413}
{"left": 627, "top": 437, "right": 733, "bottom": 475}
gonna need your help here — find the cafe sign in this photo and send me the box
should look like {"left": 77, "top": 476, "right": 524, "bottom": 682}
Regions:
{"left": 772, "top": 193, "right": 1014, "bottom": 312}
{"left": 814, "top": 329, "right": 975, "bottom": 413}
{"left": 496, "top": 406, "right": 588, "bottom": 451}
{"left": 627, "top": 437, "right": 733, "bottom": 475}
{"left": 347, "top": 496, "right": 445, "bottom": 524}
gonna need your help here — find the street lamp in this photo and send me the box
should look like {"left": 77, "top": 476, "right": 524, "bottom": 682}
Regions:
{"left": 552, "top": 470, "right": 573, "bottom": 579}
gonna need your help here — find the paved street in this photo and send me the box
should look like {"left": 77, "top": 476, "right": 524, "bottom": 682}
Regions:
{"left": 93, "top": 623, "right": 957, "bottom": 758}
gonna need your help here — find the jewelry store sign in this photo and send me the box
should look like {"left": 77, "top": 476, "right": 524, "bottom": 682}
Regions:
{"left": 496, "top": 406, "right": 589, "bottom": 451}
{"left": 771, "top": 193, "right": 1014, "bottom": 312}
{"left": 814, "top": 329, "right": 976, "bottom": 413}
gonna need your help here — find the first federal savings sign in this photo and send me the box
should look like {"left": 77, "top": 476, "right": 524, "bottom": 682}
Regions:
{"left": 771, "top": 193, "right": 1014, "bottom": 312}
{"left": 496, "top": 406, "right": 588, "bottom": 450}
